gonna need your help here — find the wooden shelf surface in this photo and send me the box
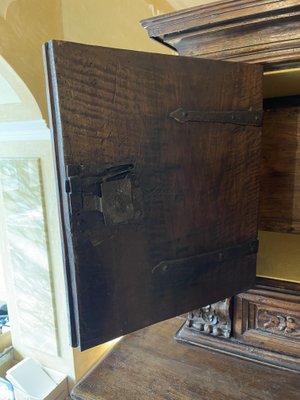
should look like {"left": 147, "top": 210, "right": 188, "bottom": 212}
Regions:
{"left": 71, "top": 317, "right": 300, "bottom": 400}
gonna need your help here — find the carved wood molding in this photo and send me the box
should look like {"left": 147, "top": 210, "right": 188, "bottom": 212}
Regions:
{"left": 233, "top": 287, "right": 300, "bottom": 355}
{"left": 176, "top": 283, "right": 300, "bottom": 372}
{"left": 141, "top": 0, "right": 300, "bottom": 66}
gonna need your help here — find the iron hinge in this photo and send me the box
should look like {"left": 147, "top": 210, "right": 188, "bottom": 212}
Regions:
{"left": 169, "top": 108, "right": 263, "bottom": 126}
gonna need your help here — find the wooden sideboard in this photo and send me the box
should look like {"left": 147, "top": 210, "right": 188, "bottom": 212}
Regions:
{"left": 142, "top": 0, "right": 300, "bottom": 372}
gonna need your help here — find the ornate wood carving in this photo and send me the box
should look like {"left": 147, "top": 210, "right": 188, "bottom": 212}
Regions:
{"left": 141, "top": 0, "right": 300, "bottom": 67}
{"left": 233, "top": 287, "right": 300, "bottom": 349}
{"left": 186, "top": 299, "right": 231, "bottom": 338}
{"left": 176, "top": 281, "right": 300, "bottom": 372}
{"left": 257, "top": 310, "right": 300, "bottom": 337}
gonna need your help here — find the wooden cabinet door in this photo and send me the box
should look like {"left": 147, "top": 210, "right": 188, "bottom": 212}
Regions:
{"left": 44, "top": 41, "right": 262, "bottom": 350}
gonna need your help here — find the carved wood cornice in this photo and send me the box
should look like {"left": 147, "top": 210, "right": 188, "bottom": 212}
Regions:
{"left": 141, "top": 0, "right": 300, "bottom": 66}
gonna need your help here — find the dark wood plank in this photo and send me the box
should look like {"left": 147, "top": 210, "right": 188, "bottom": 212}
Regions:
{"left": 71, "top": 318, "right": 300, "bottom": 400}
{"left": 44, "top": 41, "right": 262, "bottom": 350}
{"left": 259, "top": 105, "right": 300, "bottom": 233}
{"left": 141, "top": 0, "right": 300, "bottom": 66}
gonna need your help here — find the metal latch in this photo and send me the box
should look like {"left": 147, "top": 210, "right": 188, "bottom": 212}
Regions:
{"left": 65, "top": 163, "right": 142, "bottom": 225}
{"left": 169, "top": 108, "right": 263, "bottom": 126}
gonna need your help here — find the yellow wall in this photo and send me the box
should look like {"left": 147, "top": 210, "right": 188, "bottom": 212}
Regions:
{"left": 61, "top": 0, "right": 174, "bottom": 52}
{"left": 0, "top": 0, "right": 176, "bottom": 121}
{"left": 0, "top": 0, "right": 64, "bottom": 120}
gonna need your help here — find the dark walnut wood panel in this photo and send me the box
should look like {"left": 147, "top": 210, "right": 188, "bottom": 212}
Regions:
{"left": 71, "top": 318, "right": 300, "bottom": 400}
{"left": 260, "top": 100, "right": 300, "bottom": 233}
{"left": 177, "top": 281, "right": 300, "bottom": 372}
{"left": 141, "top": 0, "right": 300, "bottom": 66}
{"left": 44, "top": 41, "right": 262, "bottom": 350}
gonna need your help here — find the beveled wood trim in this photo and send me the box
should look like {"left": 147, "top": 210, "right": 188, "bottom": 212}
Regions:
{"left": 256, "top": 277, "right": 300, "bottom": 293}
{"left": 141, "top": 0, "right": 300, "bottom": 38}
{"left": 141, "top": 0, "right": 300, "bottom": 66}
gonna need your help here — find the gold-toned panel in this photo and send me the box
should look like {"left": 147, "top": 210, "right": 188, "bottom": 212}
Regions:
{"left": 257, "top": 231, "right": 300, "bottom": 283}
{"left": 263, "top": 68, "right": 300, "bottom": 99}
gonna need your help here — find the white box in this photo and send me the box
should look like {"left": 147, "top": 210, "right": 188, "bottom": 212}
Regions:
{"left": 6, "top": 359, "right": 68, "bottom": 400}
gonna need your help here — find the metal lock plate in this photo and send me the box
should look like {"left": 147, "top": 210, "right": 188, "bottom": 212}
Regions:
{"left": 101, "top": 178, "right": 135, "bottom": 225}
{"left": 66, "top": 163, "right": 142, "bottom": 225}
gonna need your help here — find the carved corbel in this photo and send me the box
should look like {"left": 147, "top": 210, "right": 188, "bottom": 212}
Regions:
{"left": 185, "top": 298, "right": 232, "bottom": 338}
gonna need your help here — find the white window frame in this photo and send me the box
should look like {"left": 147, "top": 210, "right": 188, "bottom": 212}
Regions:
{"left": 0, "top": 119, "right": 75, "bottom": 378}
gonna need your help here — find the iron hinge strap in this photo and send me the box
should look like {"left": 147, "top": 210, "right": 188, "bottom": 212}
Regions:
{"left": 153, "top": 239, "right": 259, "bottom": 276}
{"left": 169, "top": 108, "right": 263, "bottom": 126}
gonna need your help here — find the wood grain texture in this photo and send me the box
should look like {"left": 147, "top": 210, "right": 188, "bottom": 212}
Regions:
{"left": 71, "top": 317, "right": 300, "bottom": 400}
{"left": 44, "top": 40, "right": 262, "bottom": 350}
{"left": 141, "top": 0, "right": 300, "bottom": 66}
{"left": 259, "top": 102, "right": 300, "bottom": 233}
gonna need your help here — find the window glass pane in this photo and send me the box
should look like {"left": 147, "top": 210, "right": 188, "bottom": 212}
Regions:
{"left": 0, "top": 158, "right": 58, "bottom": 355}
